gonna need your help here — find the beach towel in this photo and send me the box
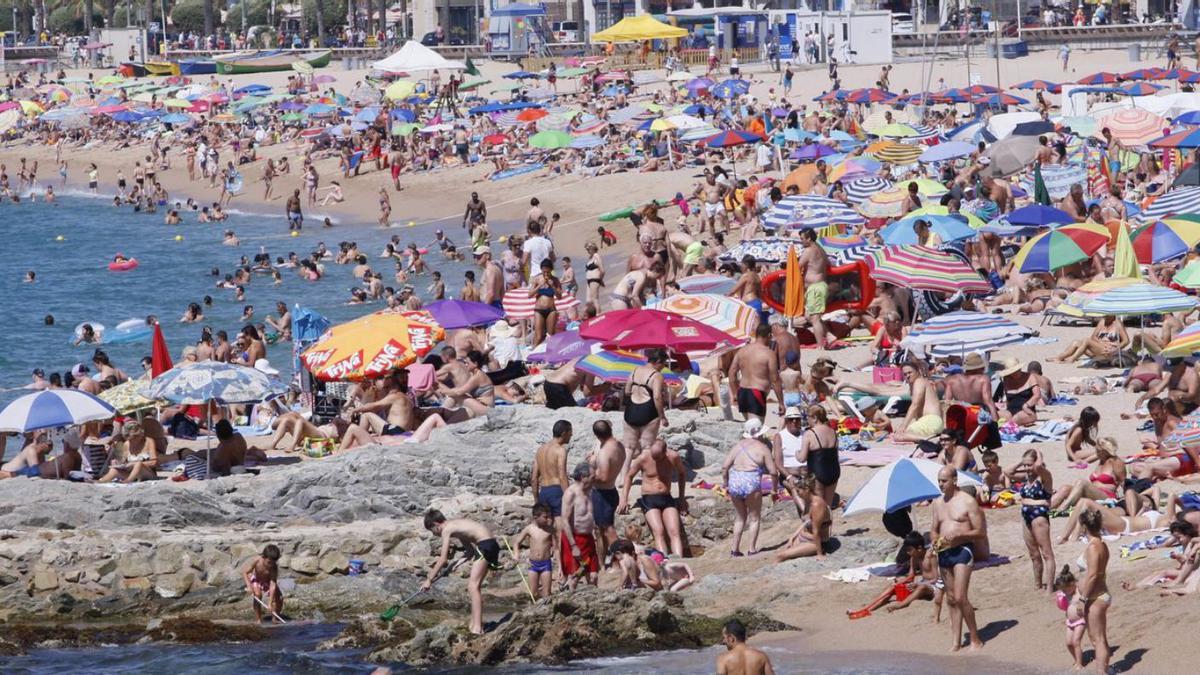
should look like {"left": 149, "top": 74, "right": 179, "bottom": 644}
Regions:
{"left": 1120, "top": 534, "right": 1174, "bottom": 558}
{"left": 1045, "top": 394, "right": 1078, "bottom": 406}
{"left": 1020, "top": 336, "right": 1058, "bottom": 346}
{"left": 1000, "top": 419, "right": 1071, "bottom": 444}
{"left": 405, "top": 363, "right": 436, "bottom": 393}
{"left": 825, "top": 563, "right": 884, "bottom": 583}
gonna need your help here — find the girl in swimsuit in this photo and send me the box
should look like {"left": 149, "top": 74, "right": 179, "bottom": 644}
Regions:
{"left": 722, "top": 431, "right": 777, "bottom": 557}
{"left": 1053, "top": 566, "right": 1088, "bottom": 670}
{"left": 1064, "top": 406, "right": 1100, "bottom": 463}
{"left": 623, "top": 349, "right": 669, "bottom": 458}
{"left": 800, "top": 406, "right": 840, "bottom": 507}
{"left": 1052, "top": 437, "right": 1125, "bottom": 511}
{"left": 527, "top": 259, "right": 562, "bottom": 347}
{"left": 1015, "top": 449, "right": 1056, "bottom": 590}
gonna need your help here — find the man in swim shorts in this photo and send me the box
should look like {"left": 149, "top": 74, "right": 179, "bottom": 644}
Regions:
{"left": 285, "top": 189, "right": 303, "bottom": 231}
{"left": 693, "top": 169, "right": 730, "bottom": 235}
{"left": 797, "top": 228, "right": 831, "bottom": 347}
{"left": 588, "top": 420, "right": 626, "bottom": 559}
{"left": 620, "top": 439, "right": 689, "bottom": 557}
{"left": 531, "top": 420, "right": 572, "bottom": 530}
{"left": 931, "top": 465, "right": 986, "bottom": 651}
{"left": 727, "top": 324, "right": 785, "bottom": 423}
{"left": 422, "top": 510, "right": 500, "bottom": 635}
{"left": 561, "top": 463, "right": 600, "bottom": 588}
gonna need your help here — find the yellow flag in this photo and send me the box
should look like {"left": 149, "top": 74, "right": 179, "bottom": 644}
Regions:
{"left": 1112, "top": 220, "right": 1141, "bottom": 280}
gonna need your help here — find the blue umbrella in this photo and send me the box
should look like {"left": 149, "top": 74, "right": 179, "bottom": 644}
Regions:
{"left": 303, "top": 103, "right": 335, "bottom": 115}
{"left": 160, "top": 112, "right": 192, "bottom": 124}
{"left": 843, "top": 457, "right": 983, "bottom": 516}
{"left": 391, "top": 108, "right": 416, "bottom": 122}
{"left": 469, "top": 101, "right": 541, "bottom": 114}
{"left": 290, "top": 305, "right": 330, "bottom": 371}
{"left": 711, "top": 79, "right": 751, "bottom": 99}
{"left": 503, "top": 70, "right": 540, "bottom": 79}
{"left": 354, "top": 106, "right": 380, "bottom": 122}
{"left": 784, "top": 128, "right": 816, "bottom": 143}
{"left": 0, "top": 390, "right": 116, "bottom": 433}
{"left": 1173, "top": 111, "right": 1200, "bottom": 125}
{"left": 278, "top": 101, "right": 306, "bottom": 111}
{"left": 919, "top": 140, "right": 975, "bottom": 163}
{"left": 570, "top": 134, "right": 605, "bottom": 149}
{"left": 235, "top": 84, "right": 272, "bottom": 95}
{"left": 683, "top": 103, "right": 716, "bottom": 116}
{"left": 879, "top": 214, "right": 977, "bottom": 245}
{"left": 1006, "top": 203, "right": 1075, "bottom": 227}
{"left": 426, "top": 299, "right": 505, "bottom": 329}
{"left": 111, "top": 111, "right": 143, "bottom": 122}
{"left": 763, "top": 195, "right": 865, "bottom": 230}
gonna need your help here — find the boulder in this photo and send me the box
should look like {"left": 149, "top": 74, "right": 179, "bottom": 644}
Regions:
{"left": 117, "top": 552, "right": 154, "bottom": 578}
{"left": 154, "top": 572, "right": 196, "bottom": 599}
{"left": 319, "top": 551, "right": 350, "bottom": 575}
{"left": 31, "top": 568, "right": 59, "bottom": 592}
{"left": 289, "top": 556, "right": 320, "bottom": 575}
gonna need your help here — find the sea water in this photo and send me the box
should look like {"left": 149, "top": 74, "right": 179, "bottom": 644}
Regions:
{"left": 0, "top": 193, "right": 484, "bottom": 406}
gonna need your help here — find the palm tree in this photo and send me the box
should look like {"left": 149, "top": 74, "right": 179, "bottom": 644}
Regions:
{"left": 203, "top": 0, "right": 214, "bottom": 36}
{"left": 313, "top": 0, "right": 325, "bottom": 47}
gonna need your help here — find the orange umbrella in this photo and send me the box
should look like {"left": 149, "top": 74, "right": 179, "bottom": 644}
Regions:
{"left": 517, "top": 108, "right": 549, "bottom": 122}
{"left": 781, "top": 164, "right": 818, "bottom": 193}
{"left": 785, "top": 244, "right": 804, "bottom": 318}
{"left": 301, "top": 310, "right": 444, "bottom": 381}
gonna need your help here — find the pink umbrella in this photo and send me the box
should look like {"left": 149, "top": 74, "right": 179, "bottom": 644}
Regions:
{"left": 205, "top": 93, "right": 230, "bottom": 104}
{"left": 313, "top": 75, "right": 337, "bottom": 84}
{"left": 187, "top": 100, "right": 210, "bottom": 113}
{"left": 92, "top": 104, "right": 127, "bottom": 113}
{"left": 579, "top": 308, "right": 740, "bottom": 352}
{"left": 597, "top": 71, "right": 629, "bottom": 82}
{"left": 0, "top": 102, "right": 18, "bottom": 113}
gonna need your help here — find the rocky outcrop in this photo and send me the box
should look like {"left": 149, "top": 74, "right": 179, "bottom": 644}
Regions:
{"left": 327, "top": 587, "right": 793, "bottom": 667}
{"left": 0, "top": 618, "right": 267, "bottom": 656}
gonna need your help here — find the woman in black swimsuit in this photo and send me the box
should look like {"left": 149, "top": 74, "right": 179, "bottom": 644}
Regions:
{"left": 1000, "top": 357, "right": 1042, "bottom": 427}
{"left": 623, "top": 349, "right": 670, "bottom": 458}
{"left": 527, "top": 259, "right": 562, "bottom": 347}
{"left": 800, "top": 405, "right": 840, "bottom": 507}
{"left": 584, "top": 242, "right": 604, "bottom": 307}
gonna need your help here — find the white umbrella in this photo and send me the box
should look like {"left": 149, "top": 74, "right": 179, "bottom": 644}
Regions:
{"left": 0, "top": 390, "right": 116, "bottom": 433}
{"left": 843, "top": 457, "right": 983, "bottom": 516}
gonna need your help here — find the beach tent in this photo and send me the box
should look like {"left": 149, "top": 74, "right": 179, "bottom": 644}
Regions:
{"left": 591, "top": 15, "right": 688, "bottom": 42}
{"left": 372, "top": 41, "right": 465, "bottom": 73}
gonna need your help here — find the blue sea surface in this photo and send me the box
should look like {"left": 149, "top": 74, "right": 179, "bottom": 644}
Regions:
{"left": 0, "top": 193, "right": 484, "bottom": 404}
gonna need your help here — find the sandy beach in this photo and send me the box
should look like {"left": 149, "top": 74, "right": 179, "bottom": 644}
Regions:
{"left": 3, "top": 42, "right": 1200, "bottom": 672}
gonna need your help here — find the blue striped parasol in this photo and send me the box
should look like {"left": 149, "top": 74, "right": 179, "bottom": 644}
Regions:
{"left": 0, "top": 390, "right": 117, "bottom": 433}
{"left": 1076, "top": 282, "right": 1198, "bottom": 316}
{"left": 843, "top": 458, "right": 983, "bottom": 515}
{"left": 718, "top": 238, "right": 794, "bottom": 264}
{"left": 899, "top": 310, "right": 1032, "bottom": 357}
{"left": 1141, "top": 186, "right": 1200, "bottom": 221}
{"left": 844, "top": 176, "right": 893, "bottom": 205}
{"left": 763, "top": 195, "right": 865, "bottom": 230}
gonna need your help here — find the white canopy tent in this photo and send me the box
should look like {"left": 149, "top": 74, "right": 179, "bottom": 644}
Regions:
{"left": 372, "top": 41, "right": 466, "bottom": 73}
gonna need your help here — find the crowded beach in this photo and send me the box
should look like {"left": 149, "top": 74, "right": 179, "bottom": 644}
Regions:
{"left": 8, "top": 17, "right": 1200, "bottom": 672}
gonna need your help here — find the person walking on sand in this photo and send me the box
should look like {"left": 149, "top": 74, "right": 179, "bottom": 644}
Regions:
{"left": 931, "top": 465, "right": 986, "bottom": 651}
{"left": 715, "top": 619, "right": 775, "bottom": 675}
{"left": 723, "top": 419, "right": 778, "bottom": 557}
{"left": 560, "top": 462, "right": 600, "bottom": 588}
{"left": 422, "top": 509, "right": 502, "bottom": 635}
{"left": 242, "top": 544, "right": 284, "bottom": 623}
{"left": 1078, "top": 508, "right": 1112, "bottom": 673}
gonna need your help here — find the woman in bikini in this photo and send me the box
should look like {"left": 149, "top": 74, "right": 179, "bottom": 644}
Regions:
{"left": 1059, "top": 498, "right": 1166, "bottom": 542}
{"left": 1013, "top": 449, "right": 1057, "bottom": 590}
{"left": 438, "top": 350, "right": 495, "bottom": 418}
{"left": 623, "top": 348, "right": 670, "bottom": 459}
{"left": 1064, "top": 406, "right": 1101, "bottom": 463}
{"left": 1050, "top": 315, "right": 1130, "bottom": 364}
{"left": 721, "top": 426, "right": 777, "bottom": 557}
{"left": 98, "top": 420, "right": 160, "bottom": 483}
{"left": 861, "top": 311, "right": 905, "bottom": 369}
{"left": 1077, "top": 509, "right": 1112, "bottom": 673}
{"left": 799, "top": 406, "right": 840, "bottom": 508}
{"left": 1052, "top": 437, "right": 1126, "bottom": 511}
{"left": 528, "top": 259, "right": 562, "bottom": 347}
{"left": 584, "top": 242, "right": 604, "bottom": 307}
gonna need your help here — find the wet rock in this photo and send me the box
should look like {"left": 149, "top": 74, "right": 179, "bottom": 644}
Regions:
{"left": 145, "top": 618, "right": 268, "bottom": 644}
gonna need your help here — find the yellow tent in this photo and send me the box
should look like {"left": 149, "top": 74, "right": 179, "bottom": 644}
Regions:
{"left": 591, "top": 15, "right": 688, "bottom": 42}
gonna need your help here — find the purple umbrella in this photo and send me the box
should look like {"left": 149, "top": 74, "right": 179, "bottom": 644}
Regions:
{"left": 684, "top": 77, "right": 715, "bottom": 93}
{"left": 527, "top": 330, "right": 601, "bottom": 364}
{"left": 790, "top": 143, "right": 837, "bottom": 161}
{"left": 426, "top": 299, "right": 504, "bottom": 329}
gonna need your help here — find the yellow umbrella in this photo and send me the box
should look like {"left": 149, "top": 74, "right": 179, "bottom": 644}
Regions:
{"left": 96, "top": 75, "right": 125, "bottom": 86}
{"left": 649, "top": 118, "right": 676, "bottom": 132}
{"left": 163, "top": 98, "right": 191, "bottom": 108}
{"left": 785, "top": 244, "right": 804, "bottom": 318}
{"left": 1112, "top": 219, "right": 1142, "bottom": 280}
{"left": 18, "top": 100, "right": 44, "bottom": 114}
{"left": 98, "top": 377, "right": 161, "bottom": 414}
{"left": 384, "top": 80, "right": 416, "bottom": 100}
{"left": 301, "top": 310, "right": 445, "bottom": 381}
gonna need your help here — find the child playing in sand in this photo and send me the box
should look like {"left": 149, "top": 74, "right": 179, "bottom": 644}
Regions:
{"left": 511, "top": 504, "right": 557, "bottom": 599}
{"left": 242, "top": 544, "right": 284, "bottom": 623}
{"left": 847, "top": 532, "right": 943, "bottom": 620}
{"left": 623, "top": 523, "right": 696, "bottom": 591}
{"left": 597, "top": 225, "right": 617, "bottom": 248}
{"left": 978, "top": 450, "right": 1009, "bottom": 504}
{"left": 1053, "top": 565, "right": 1087, "bottom": 670}
{"left": 422, "top": 509, "right": 502, "bottom": 635}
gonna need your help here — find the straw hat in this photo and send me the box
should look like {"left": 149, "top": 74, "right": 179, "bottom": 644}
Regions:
{"left": 962, "top": 353, "right": 986, "bottom": 372}
{"left": 998, "top": 357, "right": 1026, "bottom": 378}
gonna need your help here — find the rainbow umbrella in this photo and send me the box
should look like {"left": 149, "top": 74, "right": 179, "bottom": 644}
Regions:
{"left": 1131, "top": 219, "right": 1200, "bottom": 263}
{"left": 1010, "top": 223, "right": 1111, "bottom": 273}
{"left": 864, "top": 246, "right": 991, "bottom": 293}
{"left": 703, "top": 129, "right": 764, "bottom": 147}
{"left": 300, "top": 310, "right": 444, "bottom": 381}
{"left": 1162, "top": 323, "right": 1200, "bottom": 358}
{"left": 819, "top": 233, "right": 867, "bottom": 251}
{"left": 647, "top": 293, "right": 758, "bottom": 343}
{"left": 868, "top": 140, "right": 922, "bottom": 164}
{"left": 577, "top": 349, "right": 684, "bottom": 386}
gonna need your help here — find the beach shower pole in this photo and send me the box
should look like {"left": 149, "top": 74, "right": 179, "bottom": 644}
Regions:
{"left": 991, "top": 0, "right": 1001, "bottom": 88}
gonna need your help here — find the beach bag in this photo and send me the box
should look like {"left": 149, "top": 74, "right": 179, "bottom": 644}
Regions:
{"left": 182, "top": 453, "right": 209, "bottom": 480}
{"left": 302, "top": 437, "right": 335, "bottom": 458}
{"left": 872, "top": 366, "right": 903, "bottom": 384}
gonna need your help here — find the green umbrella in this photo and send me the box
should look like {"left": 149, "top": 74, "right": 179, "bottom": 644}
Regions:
{"left": 1175, "top": 261, "right": 1200, "bottom": 288}
{"left": 234, "top": 96, "right": 266, "bottom": 112}
{"left": 529, "top": 130, "right": 572, "bottom": 149}
{"left": 558, "top": 67, "right": 589, "bottom": 78}
{"left": 459, "top": 78, "right": 490, "bottom": 91}
{"left": 1033, "top": 162, "right": 1051, "bottom": 206}
{"left": 281, "top": 112, "right": 304, "bottom": 122}
{"left": 392, "top": 122, "right": 420, "bottom": 136}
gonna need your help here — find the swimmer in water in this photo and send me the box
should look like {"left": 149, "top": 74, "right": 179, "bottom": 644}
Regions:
{"left": 242, "top": 305, "right": 255, "bottom": 321}
{"left": 73, "top": 323, "right": 101, "bottom": 346}
{"left": 113, "top": 253, "right": 129, "bottom": 264}
{"left": 23, "top": 271, "right": 34, "bottom": 283}
{"left": 44, "top": 186, "right": 54, "bottom": 203}
{"left": 224, "top": 230, "right": 240, "bottom": 246}
{"left": 164, "top": 210, "right": 181, "bottom": 225}
{"left": 180, "top": 302, "right": 204, "bottom": 323}
{"left": 44, "top": 315, "right": 54, "bottom": 325}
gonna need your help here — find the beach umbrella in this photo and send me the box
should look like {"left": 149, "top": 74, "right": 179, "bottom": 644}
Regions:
{"left": 1097, "top": 108, "right": 1167, "bottom": 145}
{"left": 1081, "top": 282, "right": 1198, "bottom": 316}
{"left": 529, "top": 129, "right": 572, "bottom": 149}
{"left": 1173, "top": 111, "right": 1200, "bottom": 125}
{"left": 864, "top": 245, "right": 991, "bottom": 294}
{"left": 827, "top": 157, "right": 882, "bottom": 183}
{"left": 677, "top": 274, "right": 738, "bottom": 295}
{"left": 843, "top": 176, "right": 893, "bottom": 205}
{"left": 1130, "top": 219, "right": 1200, "bottom": 263}
{"left": 1006, "top": 203, "right": 1075, "bottom": 228}
{"left": 763, "top": 194, "right": 865, "bottom": 230}
{"left": 501, "top": 288, "right": 580, "bottom": 319}
{"left": 703, "top": 129, "right": 763, "bottom": 148}
{"left": 833, "top": 244, "right": 886, "bottom": 265}
{"left": 844, "top": 87, "right": 896, "bottom": 104}
{"left": 663, "top": 113, "right": 708, "bottom": 130}
{"left": 879, "top": 214, "right": 977, "bottom": 246}
{"left": 982, "top": 134, "right": 1040, "bottom": 176}
{"left": 1077, "top": 71, "right": 1119, "bottom": 85}
{"left": 1010, "top": 223, "right": 1110, "bottom": 273}
{"left": 711, "top": 79, "right": 751, "bottom": 99}
{"left": 0, "top": 390, "right": 116, "bottom": 433}
{"left": 1141, "top": 186, "right": 1200, "bottom": 220}
{"left": 819, "top": 234, "right": 867, "bottom": 251}
{"left": 919, "top": 141, "right": 975, "bottom": 163}
{"left": 929, "top": 88, "right": 972, "bottom": 103}
{"left": 527, "top": 330, "right": 601, "bottom": 364}
{"left": 873, "top": 123, "right": 918, "bottom": 138}
{"left": 1149, "top": 128, "right": 1200, "bottom": 149}
{"left": 647, "top": 293, "right": 759, "bottom": 343}
{"left": 111, "top": 110, "right": 143, "bottom": 123}
{"left": 98, "top": 377, "right": 161, "bottom": 415}
{"left": 790, "top": 143, "right": 837, "bottom": 161}
{"left": 1120, "top": 82, "right": 1166, "bottom": 97}
{"left": 162, "top": 97, "right": 192, "bottom": 108}
{"left": 974, "top": 92, "right": 1029, "bottom": 106}
{"left": 517, "top": 107, "right": 549, "bottom": 122}
{"left": 857, "top": 189, "right": 908, "bottom": 218}
{"left": 1122, "top": 67, "right": 1169, "bottom": 81}
{"left": 580, "top": 308, "right": 740, "bottom": 353}
{"left": 1057, "top": 277, "right": 1143, "bottom": 317}
{"left": 843, "top": 458, "right": 983, "bottom": 516}
{"left": 425, "top": 299, "right": 505, "bottom": 329}
{"left": 144, "top": 362, "right": 285, "bottom": 404}
{"left": 907, "top": 205, "right": 985, "bottom": 230}
{"left": 577, "top": 349, "right": 685, "bottom": 386}
{"left": 569, "top": 134, "right": 604, "bottom": 149}
{"left": 868, "top": 140, "right": 922, "bottom": 164}
{"left": 1161, "top": 323, "right": 1200, "bottom": 357}
{"left": 1173, "top": 261, "right": 1200, "bottom": 288}
{"left": 1012, "top": 79, "right": 1062, "bottom": 92}
{"left": 300, "top": 310, "right": 444, "bottom": 381}
{"left": 503, "top": 70, "right": 540, "bottom": 79}
{"left": 1030, "top": 163, "right": 1088, "bottom": 200}
{"left": 899, "top": 310, "right": 1031, "bottom": 357}
{"left": 717, "top": 237, "right": 793, "bottom": 264}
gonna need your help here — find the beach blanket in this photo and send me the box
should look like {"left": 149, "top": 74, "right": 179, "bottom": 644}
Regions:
{"left": 233, "top": 425, "right": 273, "bottom": 437}
{"left": 825, "top": 563, "right": 885, "bottom": 583}
{"left": 839, "top": 446, "right": 913, "bottom": 467}
{"left": 1000, "top": 419, "right": 1071, "bottom": 444}
{"left": 1020, "top": 336, "right": 1059, "bottom": 346}
{"left": 1045, "top": 394, "right": 1078, "bottom": 406}
{"left": 1120, "top": 534, "right": 1174, "bottom": 558}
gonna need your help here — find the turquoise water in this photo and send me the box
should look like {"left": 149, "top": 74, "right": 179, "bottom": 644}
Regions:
{"left": 0, "top": 193, "right": 483, "bottom": 404}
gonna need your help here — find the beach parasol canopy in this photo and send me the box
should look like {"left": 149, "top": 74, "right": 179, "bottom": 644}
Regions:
{"left": 1056, "top": 277, "right": 1142, "bottom": 317}
{"left": 647, "top": 293, "right": 759, "bottom": 343}
{"left": 1005, "top": 203, "right": 1075, "bottom": 228}
{"left": 143, "top": 362, "right": 285, "bottom": 404}
{"left": 1010, "top": 223, "right": 1111, "bottom": 273}
{"left": 1076, "top": 282, "right": 1198, "bottom": 317}
{"left": 1161, "top": 322, "right": 1200, "bottom": 357}
{"left": 1140, "top": 186, "right": 1200, "bottom": 221}
{"left": 868, "top": 140, "right": 922, "bottom": 164}
{"left": 1149, "top": 127, "right": 1200, "bottom": 149}
{"left": 576, "top": 349, "right": 685, "bottom": 385}
{"left": 843, "top": 458, "right": 983, "bottom": 516}
{"left": 981, "top": 134, "right": 1040, "bottom": 176}
{"left": 718, "top": 237, "right": 794, "bottom": 264}
{"left": 98, "top": 377, "right": 161, "bottom": 415}
{"left": 300, "top": 310, "right": 444, "bottom": 381}
{"left": 591, "top": 15, "right": 688, "bottom": 42}
{"left": 843, "top": 176, "right": 893, "bottom": 205}
{"left": 425, "top": 299, "right": 505, "bottom": 329}
{"left": 907, "top": 205, "right": 985, "bottom": 229}
{"left": 580, "top": 308, "right": 741, "bottom": 353}
{"left": 677, "top": 274, "right": 738, "bottom": 295}
{"left": 1096, "top": 108, "right": 1168, "bottom": 145}
{"left": 1077, "top": 71, "right": 1119, "bottom": 85}
{"left": 974, "top": 92, "right": 1029, "bottom": 106}
{"left": 703, "top": 129, "right": 763, "bottom": 147}
{"left": 384, "top": 80, "right": 417, "bottom": 100}
{"left": 1012, "top": 79, "right": 1062, "bottom": 92}
{"left": 529, "top": 129, "right": 572, "bottom": 149}
{"left": 1120, "top": 82, "right": 1165, "bottom": 97}
{"left": 763, "top": 194, "right": 865, "bottom": 230}
{"left": 711, "top": 79, "right": 751, "bottom": 99}
{"left": 864, "top": 245, "right": 991, "bottom": 294}
{"left": 1173, "top": 260, "right": 1200, "bottom": 288}
{"left": 827, "top": 157, "right": 882, "bottom": 183}
{"left": 919, "top": 140, "right": 975, "bottom": 163}
{"left": 873, "top": 123, "right": 918, "bottom": 138}
{"left": 527, "top": 330, "right": 601, "bottom": 364}
{"left": 844, "top": 87, "right": 896, "bottom": 104}
{"left": 0, "top": 390, "right": 116, "bottom": 433}
{"left": 1131, "top": 219, "right": 1200, "bottom": 263}
{"left": 501, "top": 288, "right": 580, "bottom": 319}
{"left": 879, "top": 214, "right": 978, "bottom": 246}
{"left": 899, "top": 310, "right": 1032, "bottom": 357}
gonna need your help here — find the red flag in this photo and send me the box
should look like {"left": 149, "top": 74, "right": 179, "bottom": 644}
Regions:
{"left": 151, "top": 323, "right": 173, "bottom": 377}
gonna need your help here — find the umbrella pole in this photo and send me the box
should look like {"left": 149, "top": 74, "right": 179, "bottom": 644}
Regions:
{"left": 206, "top": 404, "right": 213, "bottom": 480}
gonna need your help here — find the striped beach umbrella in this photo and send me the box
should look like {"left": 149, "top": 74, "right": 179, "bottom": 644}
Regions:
{"left": 0, "top": 390, "right": 117, "bottom": 433}
{"left": 1121, "top": 67, "right": 1169, "bottom": 81}
{"left": 718, "top": 238, "right": 794, "bottom": 264}
{"left": 1149, "top": 128, "right": 1200, "bottom": 149}
{"left": 833, "top": 243, "right": 884, "bottom": 265}
{"left": 1173, "top": 261, "right": 1200, "bottom": 288}
{"left": 864, "top": 245, "right": 991, "bottom": 294}
{"left": 1120, "top": 82, "right": 1166, "bottom": 97}
{"left": 763, "top": 195, "right": 865, "bottom": 230}
{"left": 880, "top": 214, "right": 978, "bottom": 245}
{"left": 1131, "top": 219, "right": 1200, "bottom": 263}
{"left": 1162, "top": 323, "right": 1200, "bottom": 358}
{"left": 843, "top": 176, "right": 893, "bottom": 205}
{"left": 844, "top": 87, "right": 896, "bottom": 104}
{"left": 900, "top": 310, "right": 1032, "bottom": 357}
{"left": 577, "top": 350, "right": 685, "bottom": 386}
{"left": 677, "top": 274, "right": 738, "bottom": 294}
{"left": 1010, "top": 223, "right": 1111, "bottom": 273}
{"left": 1096, "top": 108, "right": 1168, "bottom": 145}
{"left": 869, "top": 140, "right": 923, "bottom": 164}
{"left": 1078, "top": 282, "right": 1198, "bottom": 316}
{"left": 144, "top": 361, "right": 286, "bottom": 403}
{"left": 843, "top": 458, "right": 983, "bottom": 516}
{"left": 647, "top": 293, "right": 759, "bottom": 343}
{"left": 819, "top": 233, "right": 867, "bottom": 251}
{"left": 703, "top": 129, "right": 764, "bottom": 147}
{"left": 501, "top": 288, "right": 580, "bottom": 320}
{"left": 974, "top": 92, "right": 1029, "bottom": 106}
{"left": 1012, "top": 79, "right": 1062, "bottom": 92}
{"left": 1057, "top": 277, "right": 1142, "bottom": 317}
{"left": 1077, "top": 71, "right": 1119, "bottom": 85}
{"left": 97, "top": 377, "right": 161, "bottom": 415}
{"left": 857, "top": 189, "right": 907, "bottom": 218}
{"left": 1024, "top": 163, "right": 1087, "bottom": 200}
{"left": 569, "top": 134, "right": 605, "bottom": 149}
{"left": 1141, "top": 187, "right": 1200, "bottom": 220}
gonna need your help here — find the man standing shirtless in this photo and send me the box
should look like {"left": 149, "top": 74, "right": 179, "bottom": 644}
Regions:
{"left": 716, "top": 619, "right": 775, "bottom": 675}
{"left": 587, "top": 420, "right": 626, "bottom": 559}
{"left": 693, "top": 169, "right": 730, "bottom": 235}
{"left": 421, "top": 510, "right": 501, "bottom": 635}
{"left": 941, "top": 353, "right": 999, "bottom": 420}
{"left": 730, "top": 254, "right": 766, "bottom": 324}
{"left": 532, "top": 420, "right": 572, "bottom": 535}
{"left": 475, "top": 247, "right": 505, "bottom": 309}
{"left": 796, "top": 229, "right": 830, "bottom": 347}
{"left": 727, "top": 324, "right": 785, "bottom": 423}
{"left": 463, "top": 192, "right": 487, "bottom": 233}
{"left": 931, "top": 465, "right": 986, "bottom": 651}
{"left": 560, "top": 463, "right": 600, "bottom": 588}
{"left": 620, "top": 439, "right": 688, "bottom": 557}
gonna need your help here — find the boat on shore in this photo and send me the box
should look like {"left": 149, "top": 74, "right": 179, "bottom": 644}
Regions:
{"left": 213, "top": 50, "right": 332, "bottom": 74}
{"left": 144, "top": 60, "right": 180, "bottom": 76}
{"left": 179, "top": 58, "right": 217, "bottom": 75}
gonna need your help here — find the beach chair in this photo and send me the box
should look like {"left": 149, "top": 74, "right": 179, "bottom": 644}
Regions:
{"left": 79, "top": 444, "right": 110, "bottom": 480}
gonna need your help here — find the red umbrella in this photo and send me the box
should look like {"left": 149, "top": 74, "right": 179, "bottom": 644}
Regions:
{"left": 516, "top": 108, "right": 548, "bottom": 122}
{"left": 151, "top": 323, "right": 173, "bottom": 377}
{"left": 482, "top": 133, "right": 509, "bottom": 145}
{"left": 579, "top": 308, "right": 741, "bottom": 352}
